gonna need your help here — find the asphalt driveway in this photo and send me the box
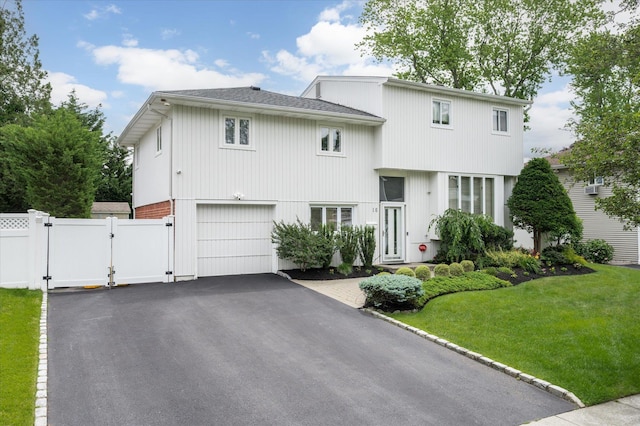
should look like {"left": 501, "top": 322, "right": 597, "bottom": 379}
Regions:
{"left": 48, "top": 274, "right": 575, "bottom": 425}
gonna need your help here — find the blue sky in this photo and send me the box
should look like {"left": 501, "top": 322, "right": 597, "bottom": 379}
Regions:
{"left": 20, "top": 0, "right": 623, "bottom": 157}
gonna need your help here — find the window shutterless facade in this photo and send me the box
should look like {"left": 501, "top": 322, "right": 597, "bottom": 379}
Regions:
{"left": 492, "top": 108, "right": 508, "bottom": 133}
{"left": 319, "top": 126, "right": 343, "bottom": 155}
{"left": 222, "top": 116, "right": 252, "bottom": 149}
{"left": 432, "top": 99, "right": 451, "bottom": 126}
{"left": 448, "top": 175, "right": 495, "bottom": 219}
{"left": 310, "top": 206, "right": 353, "bottom": 231}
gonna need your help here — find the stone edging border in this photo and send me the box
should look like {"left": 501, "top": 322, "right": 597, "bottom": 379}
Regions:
{"left": 35, "top": 291, "right": 48, "bottom": 426}
{"left": 362, "top": 308, "right": 585, "bottom": 408}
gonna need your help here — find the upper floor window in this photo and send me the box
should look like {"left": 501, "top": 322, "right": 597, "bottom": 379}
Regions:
{"left": 448, "top": 175, "right": 495, "bottom": 219}
{"left": 223, "top": 116, "right": 251, "bottom": 148}
{"left": 492, "top": 108, "right": 509, "bottom": 133}
{"left": 310, "top": 206, "right": 353, "bottom": 231}
{"left": 156, "top": 126, "right": 162, "bottom": 153}
{"left": 432, "top": 99, "right": 451, "bottom": 126}
{"left": 588, "top": 176, "right": 604, "bottom": 186}
{"left": 319, "top": 126, "right": 342, "bottom": 155}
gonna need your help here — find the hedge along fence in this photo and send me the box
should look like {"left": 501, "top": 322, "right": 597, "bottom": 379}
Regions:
{"left": 271, "top": 220, "right": 377, "bottom": 273}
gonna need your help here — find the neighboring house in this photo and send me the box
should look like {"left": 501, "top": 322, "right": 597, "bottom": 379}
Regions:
{"left": 118, "top": 76, "right": 530, "bottom": 280}
{"left": 546, "top": 153, "right": 640, "bottom": 264}
{"left": 91, "top": 201, "right": 131, "bottom": 219}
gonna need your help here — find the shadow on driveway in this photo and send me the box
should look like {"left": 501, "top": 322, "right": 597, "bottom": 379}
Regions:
{"left": 49, "top": 274, "right": 575, "bottom": 426}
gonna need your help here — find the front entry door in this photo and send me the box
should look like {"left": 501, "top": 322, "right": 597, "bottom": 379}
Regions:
{"left": 382, "top": 205, "right": 404, "bottom": 262}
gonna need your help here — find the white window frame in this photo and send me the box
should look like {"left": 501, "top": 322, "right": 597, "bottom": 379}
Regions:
{"left": 492, "top": 107, "right": 509, "bottom": 134}
{"left": 318, "top": 125, "right": 344, "bottom": 157}
{"left": 310, "top": 205, "right": 355, "bottom": 231}
{"left": 588, "top": 176, "right": 604, "bottom": 186}
{"left": 156, "top": 126, "right": 162, "bottom": 154}
{"left": 432, "top": 98, "right": 452, "bottom": 128}
{"left": 448, "top": 174, "right": 495, "bottom": 219}
{"left": 220, "top": 115, "right": 254, "bottom": 151}
{"left": 134, "top": 146, "right": 140, "bottom": 169}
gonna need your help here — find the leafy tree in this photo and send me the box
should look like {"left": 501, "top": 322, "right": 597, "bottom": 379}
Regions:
{"left": 0, "top": 0, "right": 51, "bottom": 211}
{"left": 359, "top": 0, "right": 604, "bottom": 100}
{"left": 0, "top": 107, "right": 102, "bottom": 217}
{"left": 507, "top": 158, "right": 582, "bottom": 253}
{"left": 95, "top": 138, "right": 132, "bottom": 204}
{"left": 0, "top": 0, "right": 51, "bottom": 125}
{"left": 562, "top": 23, "right": 640, "bottom": 229}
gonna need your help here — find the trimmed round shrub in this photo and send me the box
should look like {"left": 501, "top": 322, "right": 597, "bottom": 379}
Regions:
{"left": 433, "top": 263, "right": 450, "bottom": 277}
{"left": 414, "top": 265, "right": 431, "bottom": 281}
{"left": 460, "top": 260, "right": 475, "bottom": 272}
{"left": 449, "top": 262, "right": 464, "bottom": 276}
{"left": 575, "top": 239, "right": 614, "bottom": 264}
{"left": 395, "top": 266, "right": 416, "bottom": 278}
{"left": 359, "top": 274, "right": 424, "bottom": 310}
{"left": 377, "top": 271, "right": 391, "bottom": 276}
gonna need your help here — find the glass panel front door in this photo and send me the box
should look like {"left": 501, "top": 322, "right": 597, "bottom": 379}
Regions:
{"left": 382, "top": 205, "right": 404, "bottom": 262}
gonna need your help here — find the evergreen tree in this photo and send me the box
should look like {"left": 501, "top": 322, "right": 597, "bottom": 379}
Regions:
{"left": 1, "top": 107, "right": 102, "bottom": 217}
{"left": 95, "top": 138, "right": 132, "bottom": 204}
{"left": 507, "top": 158, "right": 582, "bottom": 253}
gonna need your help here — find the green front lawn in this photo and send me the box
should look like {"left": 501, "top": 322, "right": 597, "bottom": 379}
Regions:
{"left": 0, "top": 289, "right": 42, "bottom": 425}
{"left": 390, "top": 264, "right": 640, "bottom": 406}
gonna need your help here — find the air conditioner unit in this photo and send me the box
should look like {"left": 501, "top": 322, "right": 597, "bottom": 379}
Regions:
{"left": 585, "top": 185, "right": 598, "bottom": 195}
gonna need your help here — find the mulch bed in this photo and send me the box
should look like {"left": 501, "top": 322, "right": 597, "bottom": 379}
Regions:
{"left": 282, "top": 264, "right": 595, "bottom": 285}
{"left": 282, "top": 267, "right": 384, "bottom": 280}
{"left": 492, "top": 264, "right": 595, "bottom": 285}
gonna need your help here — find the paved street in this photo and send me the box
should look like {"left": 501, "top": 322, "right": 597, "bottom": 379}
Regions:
{"left": 48, "top": 274, "right": 574, "bottom": 425}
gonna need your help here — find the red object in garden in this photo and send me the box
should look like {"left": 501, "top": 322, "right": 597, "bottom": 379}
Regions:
{"left": 418, "top": 244, "right": 427, "bottom": 252}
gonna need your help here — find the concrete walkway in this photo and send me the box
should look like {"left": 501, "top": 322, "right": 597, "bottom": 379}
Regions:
{"left": 292, "top": 277, "right": 640, "bottom": 426}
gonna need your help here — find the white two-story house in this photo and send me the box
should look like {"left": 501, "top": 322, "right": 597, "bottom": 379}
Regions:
{"left": 118, "top": 76, "right": 530, "bottom": 280}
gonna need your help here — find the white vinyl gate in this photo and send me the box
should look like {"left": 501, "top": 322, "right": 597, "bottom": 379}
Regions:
{"left": 44, "top": 216, "right": 174, "bottom": 289}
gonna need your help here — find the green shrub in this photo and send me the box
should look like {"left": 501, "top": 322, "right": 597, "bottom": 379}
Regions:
{"left": 479, "top": 249, "right": 541, "bottom": 274}
{"left": 316, "top": 224, "right": 336, "bottom": 268}
{"left": 483, "top": 267, "right": 498, "bottom": 276}
{"left": 271, "top": 219, "right": 319, "bottom": 271}
{"left": 575, "top": 239, "right": 615, "bottom": 264}
{"left": 414, "top": 265, "right": 431, "bottom": 281}
{"left": 357, "top": 225, "right": 376, "bottom": 268}
{"left": 395, "top": 266, "right": 416, "bottom": 278}
{"left": 359, "top": 274, "right": 424, "bottom": 310}
{"left": 337, "top": 262, "right": 353, "bottom": 276}
{"left": 416, "top": 272, "right": 511, "bottom": 306}
{"left": 337, "top": 225, "right": 359, "bottom": 266}
{"left": 460, "top": 260, "right": 475, "bottom": 272}
{"left": 377, "top": 271, "right": 391, "bottom": 276}
{"left": 449, "top": 262, "right": 464, "bottom": 276}
{"left": 433, "top": 263, "right": 450, "bottom": 277}
{"left": 498, "top": 266, "right": 514, "bottom": 275}
{"left": 429, "top": 209, "right": 513, "bottom": 263}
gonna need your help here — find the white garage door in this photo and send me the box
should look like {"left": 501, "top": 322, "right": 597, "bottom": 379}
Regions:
{"left": 197, "top": 205, "right": 274, "bottom": 277}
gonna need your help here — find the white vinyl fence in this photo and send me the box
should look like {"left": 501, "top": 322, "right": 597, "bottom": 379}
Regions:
{"left": 0, "top": 210, "right": 174, "bottom": 290}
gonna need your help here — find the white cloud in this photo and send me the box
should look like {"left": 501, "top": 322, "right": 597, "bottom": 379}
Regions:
{"left": 84, "top": 4, "right": 121, "bottom": 21}
{"left": 247, "top": 32, "right": 260, "bottom": 40}
{"left": 265, "top": 2, "right": 391, "bottom": 81}
{"left": 161, "top": 29, "right": 180, "bottom": 40}
{"left": 122, "top": 36, "right": 138, "bottom": 48}
{"left": 88, "top": 44, "right": 266, "bottom": 90}
{"left": 214, "top": 59, "right": 230, "bottom": 68}
{"left": 46, "top": 72, "right": 108, "bottom": 108}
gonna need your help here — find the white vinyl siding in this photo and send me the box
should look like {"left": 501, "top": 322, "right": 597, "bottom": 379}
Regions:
{"left": 377, "top": 85, "right": 523, "bottom": 176}
{"left": 558, "top": 169, "right": 639, "bottom": 264}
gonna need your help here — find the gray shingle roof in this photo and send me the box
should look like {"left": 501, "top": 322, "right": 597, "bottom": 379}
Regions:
{"left": 158, "top": 87, "right": 379, "bottom": 118}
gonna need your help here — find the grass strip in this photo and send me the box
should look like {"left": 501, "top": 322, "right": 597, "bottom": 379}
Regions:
{"left": 0, "top": 288, "right": 42, "bottom": 425}
{"left": 390, "top": 264, "right": 640, "bottom": 406}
